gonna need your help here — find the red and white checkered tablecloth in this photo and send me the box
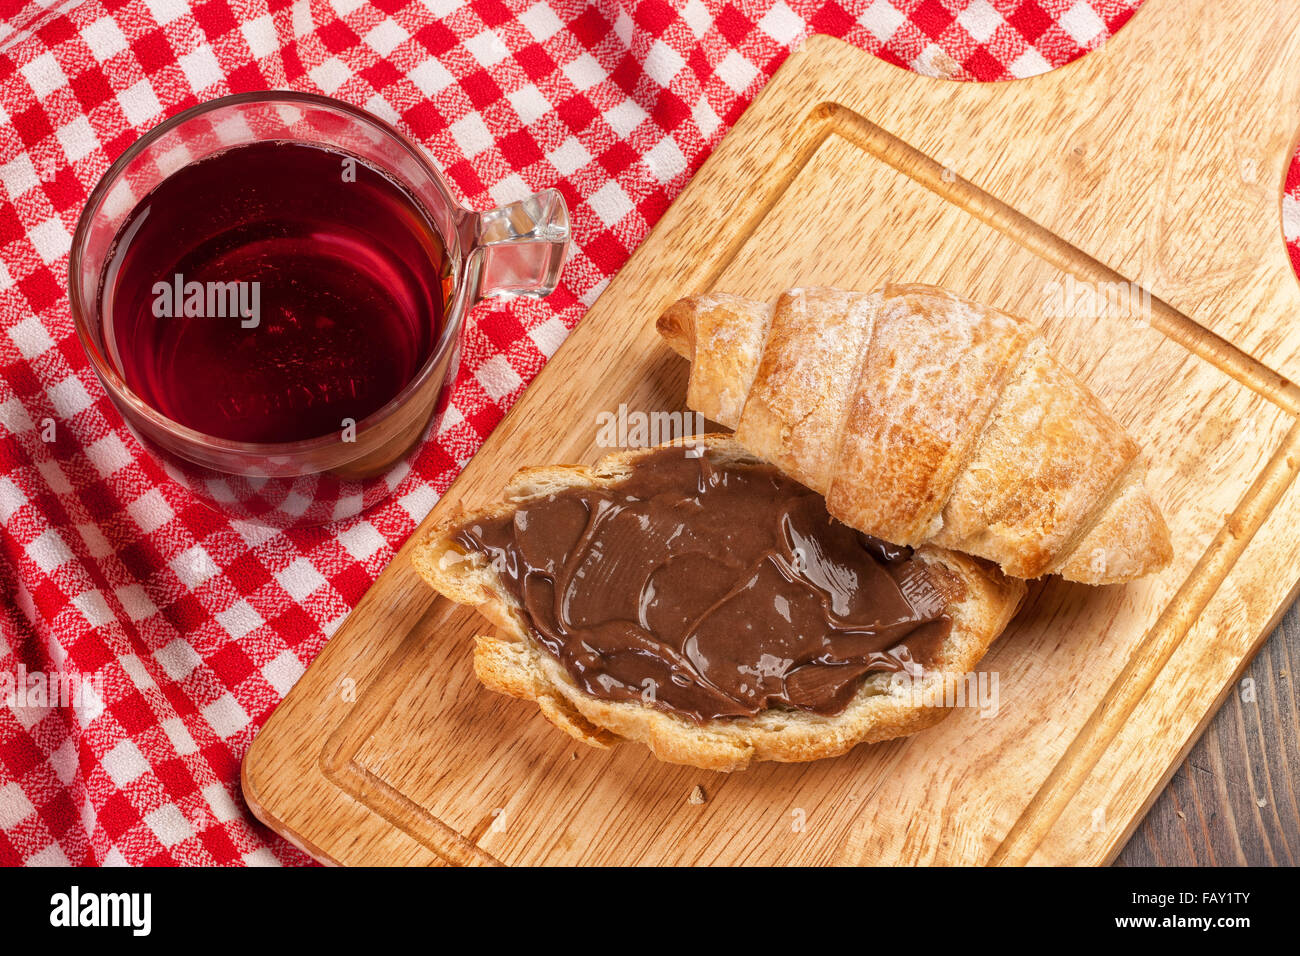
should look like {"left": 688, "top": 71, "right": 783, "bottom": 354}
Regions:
{"left": 1, "top": 0, "right": 1291, "bottom": 867}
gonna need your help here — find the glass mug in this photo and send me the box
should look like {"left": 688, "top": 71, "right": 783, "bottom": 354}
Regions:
{"left": 69, "top": 91, "right": 569, "bottom": 527}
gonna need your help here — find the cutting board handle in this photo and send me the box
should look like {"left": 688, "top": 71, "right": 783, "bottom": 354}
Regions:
{"left": 767, "top": 0, "right": 1300, "bottom": 376}
{"left": 1064, "top": 0, "right": 1300, "bottom": 154}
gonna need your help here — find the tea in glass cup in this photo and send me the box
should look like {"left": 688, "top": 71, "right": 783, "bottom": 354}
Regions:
{"left": 70, "top": 92, "right": 569, "bottom": 526}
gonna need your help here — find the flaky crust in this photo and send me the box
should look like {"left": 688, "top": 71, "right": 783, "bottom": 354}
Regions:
{"left": 657, "top": 284, "right": 1173, "bottom": 584}
{"left": 412, "top": 435, "right": 1026, "bottom": 771}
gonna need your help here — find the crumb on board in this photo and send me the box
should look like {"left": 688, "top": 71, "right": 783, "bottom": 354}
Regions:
{"left": 688, "top": 785, "right": 706, "bottom": 805}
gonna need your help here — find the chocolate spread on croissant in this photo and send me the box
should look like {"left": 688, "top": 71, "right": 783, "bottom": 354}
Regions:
{"left": 450, "top": 446, "right": 954, "bottom": 722}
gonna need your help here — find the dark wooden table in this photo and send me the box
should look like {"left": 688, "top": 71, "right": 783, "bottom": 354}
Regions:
{"left": 1117, "top": 597, "right": 1300, "bottom": 865}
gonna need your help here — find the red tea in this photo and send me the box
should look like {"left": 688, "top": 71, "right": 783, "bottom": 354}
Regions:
{"left": 99, "top": 140, "right": 450, "bottom": 444}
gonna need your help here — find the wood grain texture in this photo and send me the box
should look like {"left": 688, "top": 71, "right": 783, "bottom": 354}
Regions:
{"left": 241, "top": 0, "right": 1300, "bottom": 866}
{"left": 1118, "top": 602, "right": 1300, "bottom": 866}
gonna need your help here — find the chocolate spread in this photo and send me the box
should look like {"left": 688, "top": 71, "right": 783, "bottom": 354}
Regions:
{"left": 451, "top": 446, "right": 954, "bottom": 722}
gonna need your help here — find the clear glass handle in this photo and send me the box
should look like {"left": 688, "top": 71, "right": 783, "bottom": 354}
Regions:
{"left": 466, "top": 188, "right": 570, "bottom": 301}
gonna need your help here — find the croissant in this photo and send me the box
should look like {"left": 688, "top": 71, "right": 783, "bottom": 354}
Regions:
{"left": 656, "top": 283, "right": 1172, "bottom": 584}
{"left": 413, "top": 435, "right": 1027, "bottom": 770}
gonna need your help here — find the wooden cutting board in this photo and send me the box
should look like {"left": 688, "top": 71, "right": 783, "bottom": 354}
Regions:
{"left": 241, "top": 0, "right": 1300, "bottom": 865}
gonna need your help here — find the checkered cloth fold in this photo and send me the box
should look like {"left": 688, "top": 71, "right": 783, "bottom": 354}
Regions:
{"left": 11, "top": 0, "right": 1281, "bottom": 866}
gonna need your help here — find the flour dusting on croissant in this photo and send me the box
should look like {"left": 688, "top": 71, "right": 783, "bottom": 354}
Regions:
{"left": 657, "top": 283, "right": 1172, "bottom": 584}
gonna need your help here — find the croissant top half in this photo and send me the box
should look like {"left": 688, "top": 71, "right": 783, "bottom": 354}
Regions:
{"left": 656, "top": 283, "right": 1172, "bottom": 584}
